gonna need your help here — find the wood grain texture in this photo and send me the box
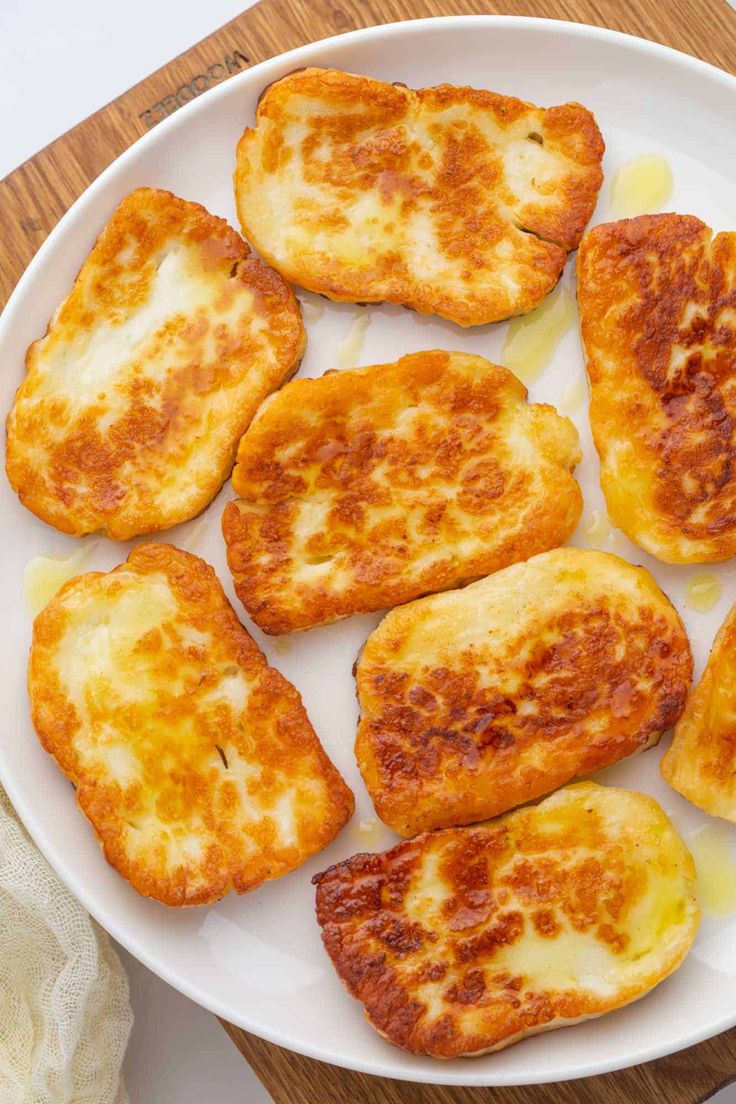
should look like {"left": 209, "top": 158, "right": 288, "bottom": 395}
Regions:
{"left": 2, "top": 0, "right": 736, "bottom": 1101}
{"left": 221, "top": 1019, "right": 736, "bottom": 1104}
{"left": 1, "top": 0, "right": 736, "bottom": 306}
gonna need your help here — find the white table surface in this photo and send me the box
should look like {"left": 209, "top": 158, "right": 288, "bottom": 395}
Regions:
{"left": 2, "top": 2, "right": 736, "bottom": 1102}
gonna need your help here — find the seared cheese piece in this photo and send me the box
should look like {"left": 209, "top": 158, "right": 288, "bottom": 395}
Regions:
{"left": 356, "top": 547, "right": 691, "bottom": 836}
{"left": 6, "top": 188, "right": 305, "bottom": 540}
{"left": 234, "top": 67, "right": 604, "bottom": 326}
{"left": 223, "top": 351, "right": 582, "bottom": 634}
{"left": 662, "top": 602, "right": 736, "bottom": 819}
{"left": 578, "top": 214, "right": 736, "bottom": 563}
{"left": 28, "top": 544, "right": 353, "bottom": 906}
{"left": 314, "top": 783, "right": 699, "bottom": 1059}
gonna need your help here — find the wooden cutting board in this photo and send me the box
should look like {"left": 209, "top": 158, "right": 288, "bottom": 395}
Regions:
{"left": 2, "top": 1, "right": 735, "bottom": 1101}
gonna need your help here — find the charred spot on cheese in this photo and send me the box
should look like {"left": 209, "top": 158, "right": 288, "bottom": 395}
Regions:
{"left": 578, "top": 213, "right": 736, "bottom": 563}
{"left": 222, "top": 351, "right": 582, "bottom": 634}
{"left": 662, "top": 601, "right": 736, "bottom": 821}
{"left": 234, "top": 67, "right": 604, "bottom": 327}
{"left": 27, "top": 543, "right": 353, "bottom": 906}
{"left": 355, "top": 547, "right": 692, "bottom": 836}
{"left": 313, "top": 783, "right": 699, "bottom": 1058}
{"left": 6, "top": 188, "right": 305, "bottom": 541}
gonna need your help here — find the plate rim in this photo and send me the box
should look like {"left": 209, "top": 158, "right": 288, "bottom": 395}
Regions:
{"left": 2, "top": 13, "right": 736, "bottom": 1086}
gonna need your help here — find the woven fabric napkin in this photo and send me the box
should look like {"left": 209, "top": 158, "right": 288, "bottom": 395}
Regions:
{"left": 0, "top": 785, "right": 133, "bottom": 1104}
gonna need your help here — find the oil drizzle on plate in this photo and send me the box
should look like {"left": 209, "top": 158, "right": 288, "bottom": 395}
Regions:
{"left": 583, "top": 509, "right": 614, "bottom": 546}
{"left": 501, "top": 284, "right": 575, "bottom": 385}
{"left": 24, "top": 546, "right": 95, "bottom": 616}
{"left": 336, "top": 311, "right": 370, "bottom": 369}
{"left": 685, "top": 573, "right": 722, "bottom": 613}
{"left": 610, "top": 154, "right": 673, "bottom": 218}
{"left": 688, "top": 824, "right": 736, "bottom": 918}
{"left": 560, "top": 376, "right": 587, "bottom": 414}
{"left": 350, "top": 817, "right": 384, "bottom": 848}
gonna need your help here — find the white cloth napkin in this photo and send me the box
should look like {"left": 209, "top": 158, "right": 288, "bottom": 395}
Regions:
{"left": 0, "top": 785, "right": 133, "bottom": 1104}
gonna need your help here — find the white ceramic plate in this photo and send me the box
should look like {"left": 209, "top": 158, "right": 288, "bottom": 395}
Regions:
{"left": 1, "top": 15, "right": 736, "bottom": 1087}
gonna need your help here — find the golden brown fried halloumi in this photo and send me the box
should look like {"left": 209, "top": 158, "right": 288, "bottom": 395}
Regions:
{"left": 6, "top": 188, "right": 305, "bottom": 541}
{"left": 234, "top": 67, "right": 604, "bottom": 327}
{"left": 222, "top": 351, "right": 582, "bottom": 634}
{"left": 578, "top": 214, "right": 736, "bottom": 563}
{"left": 28, "top": 544, "right": 353, "bottom": 906}
{"left": 356, "top": 547, "right": 692, "bottom": 836}
{"left": 314, "top": 782, "right": 699, "bottom": 1059}
{"left": 662, "top": 602, "right": 736, "bottom": 819}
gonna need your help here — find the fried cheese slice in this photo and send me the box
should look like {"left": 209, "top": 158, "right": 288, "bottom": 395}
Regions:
{"left": 662, "top": 602, "right": 736, "bottom": 819}
{"left": 314, "top": 782, "right": 699, "bottom": 1059}
{"left": 222, "top": 351, "right": 582, "bottom": 634}
{"left": 355, "top": 547, "right": 691, "bottom": 835}
{"left": 28, "top": 544, "right": 353, "bottom": 906}
{"left": 6, "top": 188, "right": 305, "bottom": 541}
{"left": 578, "top": 213, "right": 736, "bottom": 563}
{"left": 234, "top": 67, "right": 604, "bottom": 326}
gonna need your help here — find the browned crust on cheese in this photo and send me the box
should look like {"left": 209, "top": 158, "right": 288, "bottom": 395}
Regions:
{"left": 222, "top": 351, "right": 582, "bottom": 634}
{"left": 6, "top": 188, "right": 305, "bottom": 540}
{"left": 662, "top": 601, "right": 736, "bottom": 819}
{"left": 235, "top": 67, "right": 604, "bottom": 326}
{"left": 313, "top": 784, "right": 699, "bottom": 1058}
{"left": 355, "top": 549, "right": 692, "bottom": 836}
{"left": 28, "top": 543, "right": 353, "bottom": 906}
{"left": 578, "top": 213, "right": 736, "bottom": 562}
